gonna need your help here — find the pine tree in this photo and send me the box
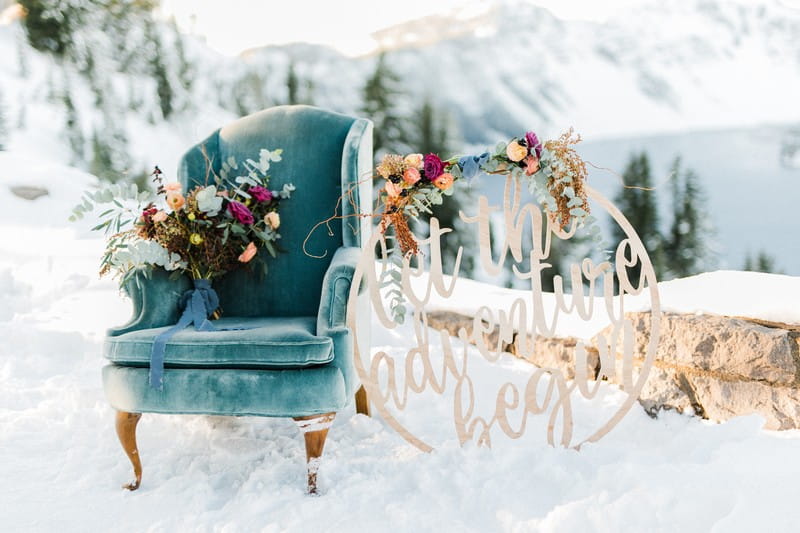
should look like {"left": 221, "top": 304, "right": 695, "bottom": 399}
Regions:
{"left": 611, "top": 152, "right": 664, "bottom": 284}
{"left": 18, "top": 0, "right": 76, "bottom": 57}
{"left": 62, "top": 81, "right": 84, "bottom": 164}
{"left": 744, "top": 250, "right": 776, "bottom": 273}
{"left": 144, "top": 19, "right": 174, "bottom": 120}
{"left": 664, "top": 157, "right": 714, "bottom": 277}
{"left": 361, "top": 52, "right": 408, "bottom": 158}
{"left": 287, "top": 61, "right": 300, "bottom": 105}
{"left": 170, "top": 16, "right": 193, "bottom": 91}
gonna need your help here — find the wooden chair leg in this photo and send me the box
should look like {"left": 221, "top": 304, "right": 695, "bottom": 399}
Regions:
{"left": 115, "top": 411, "right": 143, "bottom": 491}
{"left": 293, "top": 412, "right": 335, "bottom": 494}
{"left": 355, "top": 385, "right": 370, "bottom": 416}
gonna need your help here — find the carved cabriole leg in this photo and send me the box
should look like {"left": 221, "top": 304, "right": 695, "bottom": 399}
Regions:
{"left": 355, "top": 385, "right": 370, "bottom": 416}
{"left": 293, "top": 412, "right": 336, "bottom": 494}
{"left": 115, "top": 411, "right": 143, "bottom": 491}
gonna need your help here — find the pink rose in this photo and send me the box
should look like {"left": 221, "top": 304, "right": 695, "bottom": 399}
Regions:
{"left": 164, "top": 182, "right": 182, "bottom": 192}
{"left": 403, "top": 167, "right": 421, "bottom": 185}
{"left": 385, "top": 181, "right": 401, "bottom": 198}
{"left": 152, "top": 210, "right": 167, "bottom": 223}
{"left": 264, "top": 211, "right": 280, "bottom": 229}
{"left": 524, "top": 155, "right": 540, "bottom": 176}
{"left": 238, "top": 242, "right": 257, "bottom": 263}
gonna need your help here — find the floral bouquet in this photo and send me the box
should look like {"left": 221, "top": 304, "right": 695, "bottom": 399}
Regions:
{"left": 72, "top": 148, "right": 295, "bottom": 388}
{"left": 72, "top": 148, "right": 294, "bottom": 285}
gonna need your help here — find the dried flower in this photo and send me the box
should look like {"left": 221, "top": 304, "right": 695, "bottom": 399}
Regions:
{"left": 189, "top": 233, "right": 204, "bottom": 245}
{"left": 506, "top": 140, "right": 527, "bottom": 162}
{"left": 238, "top": 242, "right": 257, "bottom": 263}
{"left": 377, "top": 154, "right": 405, "bottom": 179}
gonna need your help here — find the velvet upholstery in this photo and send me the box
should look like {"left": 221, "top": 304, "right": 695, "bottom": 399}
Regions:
{"left": 102, "top": 106, "right": 372, "bottom": 419}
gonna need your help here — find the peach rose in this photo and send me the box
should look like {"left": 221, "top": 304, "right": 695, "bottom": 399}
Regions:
{"left": 385, "top": 181, "right": 402, "bottom": 198}
{"left": 403, "top": 167, "right": 421, "bottom": 185}
{"left": 524, "top": 155, "right": 540, "bottom": 176}
{"left": 165, "top": 191, "right": 185, "bottom": 210}
{"left": 433, "top": 172, "right": 454, "bottom": 191}
{"left": 404, "top": 153, "right": 424, "bottom": 169}
{"left": 152, "top": 210, "right": 167, "bottom": 223}
{"left": 238, "top": 242, "right": 257, "bottom": 263}
{"left": 506, "top": 140, "right": 528, "bottom": 162}
{"left": 164, "top": 182, "right": 182, "bottom": 192}
{"left": 264, "top": 211, "right": 280, "bottom": 229}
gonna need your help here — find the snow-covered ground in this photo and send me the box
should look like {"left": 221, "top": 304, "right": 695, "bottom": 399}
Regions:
{"left": 2, "top": 152, "right": 800, "bottom": 532}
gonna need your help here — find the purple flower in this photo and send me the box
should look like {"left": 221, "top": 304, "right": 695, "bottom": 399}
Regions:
{"left": 525, "top": 131, "right": 543, "bottom": 158}
{"left": 249, "top": 186, "right": 273, "bottom": 203}
{"left": 423, "top": 153, "right": 445, "bottom": 181}
{"left": 227, "top": 201, "right": 255, "bottom": 225}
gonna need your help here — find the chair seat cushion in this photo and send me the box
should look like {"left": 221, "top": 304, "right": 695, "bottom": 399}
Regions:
{"left": 104, "top": 316, "right": 333, "bottom": 369}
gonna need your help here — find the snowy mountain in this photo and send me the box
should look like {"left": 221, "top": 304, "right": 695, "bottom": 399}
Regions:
{"left": 240, "top": 0, "right": 800, "bottom": 143}
{"left": 1, "top": 0, "right": 799, "bottom": 273}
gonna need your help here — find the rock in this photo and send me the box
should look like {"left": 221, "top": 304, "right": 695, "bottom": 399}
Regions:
{"left": 599, "top": 312, "right": 800, "bottom": 429}
{"left": 10, "top": 185, "right": 49, "bottom": 200}
{"left": 424, "top": 309, "right": 800, "bottom": 430}
{"left": 423, "top": 311, "right": 599, "bottom": 379}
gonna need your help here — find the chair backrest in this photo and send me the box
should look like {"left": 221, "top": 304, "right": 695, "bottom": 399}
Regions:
{"left": 178, "top": 106, "right": 372, "bottom": 318}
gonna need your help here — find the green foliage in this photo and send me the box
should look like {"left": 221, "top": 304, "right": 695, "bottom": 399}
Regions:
{"left": 361, "top": 52, "right": 408, "bottom": 158}
{"left": 287, "top": 62, "right": 300, "bottom": 105}
{"left": 743, "top": 250, "right": 777, "bottom": 273}
{"left": 61, "top": 80, "right": 84, "bottom": 164}
{"left": 612, "top": 152, "right": 665, "bottom": 283}
{"left": 663, "top": 157, "right": 714, "bottom": 277}
{"left": 18, "top": 0, "right": 76, "bottom": 57}
{"left": 170, "top": 16, "right": 194, "bottom": 91}
{"left": 144, "top": 19, "right": 174, "bottom": 120}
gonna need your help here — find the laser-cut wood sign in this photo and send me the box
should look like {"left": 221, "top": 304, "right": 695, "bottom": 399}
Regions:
{"left": 347, "top": 176, "right": 661, "bottom": 452}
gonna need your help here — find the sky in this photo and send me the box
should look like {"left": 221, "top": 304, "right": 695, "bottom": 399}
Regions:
{"left": 161, "top": 0, "right": 641, "bottom": 56}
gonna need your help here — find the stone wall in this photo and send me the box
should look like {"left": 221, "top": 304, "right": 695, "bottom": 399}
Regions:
{"left": 424, "top": 310, "right": 800, "bottom": 429}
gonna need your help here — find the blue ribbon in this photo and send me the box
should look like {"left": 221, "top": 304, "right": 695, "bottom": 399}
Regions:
{"left": 458, "top": 152, "right": 490, "bottom": 181}
{"left": 149, "top": 279, "right": 220, "bottom": 389}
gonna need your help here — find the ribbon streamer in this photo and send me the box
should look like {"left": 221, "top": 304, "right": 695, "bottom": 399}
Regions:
{"left": 149, "top": 279, "right": 220, "bottom": 389}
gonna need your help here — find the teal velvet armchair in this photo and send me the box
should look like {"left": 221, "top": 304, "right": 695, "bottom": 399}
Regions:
{"left": 102, "top": 106, "right": 373, "bottom": 494}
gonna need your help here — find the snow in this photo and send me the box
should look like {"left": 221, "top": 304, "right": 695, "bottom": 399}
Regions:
{"left": 3, "top": 153, "right": 800, "bottom": 532}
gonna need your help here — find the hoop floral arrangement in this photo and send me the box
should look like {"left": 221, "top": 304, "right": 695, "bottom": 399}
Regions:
{"left": 373, "top": 129, "right": 601, "bottom": 322}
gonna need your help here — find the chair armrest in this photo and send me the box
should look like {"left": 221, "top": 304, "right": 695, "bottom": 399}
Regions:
{"left": 107, "top": 268, "right": 192, "bottom": 336}
{"left": 316, "top": 246, "right": 362, "bottom": 334}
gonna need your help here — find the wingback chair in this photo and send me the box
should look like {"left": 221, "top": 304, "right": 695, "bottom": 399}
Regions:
{"left": 102, "top": 106, "right": 373, "bottom": 494}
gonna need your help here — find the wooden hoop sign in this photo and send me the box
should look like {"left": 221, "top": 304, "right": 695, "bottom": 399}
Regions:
{"left": 347, "top": 176, "right": 660, "bottom": 452}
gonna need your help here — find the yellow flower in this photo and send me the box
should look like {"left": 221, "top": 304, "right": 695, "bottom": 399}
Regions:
{"left": 506, "top": 140, "right": 528, "bottom": 162}
{"left": 264, "top": 211, "right": 280, "bottom": 229}
{"left": 187, "top": 212, "right": 196, "bottom": 221}
{"left": 189, "top": 233, "right": 203, "bottom": 245}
